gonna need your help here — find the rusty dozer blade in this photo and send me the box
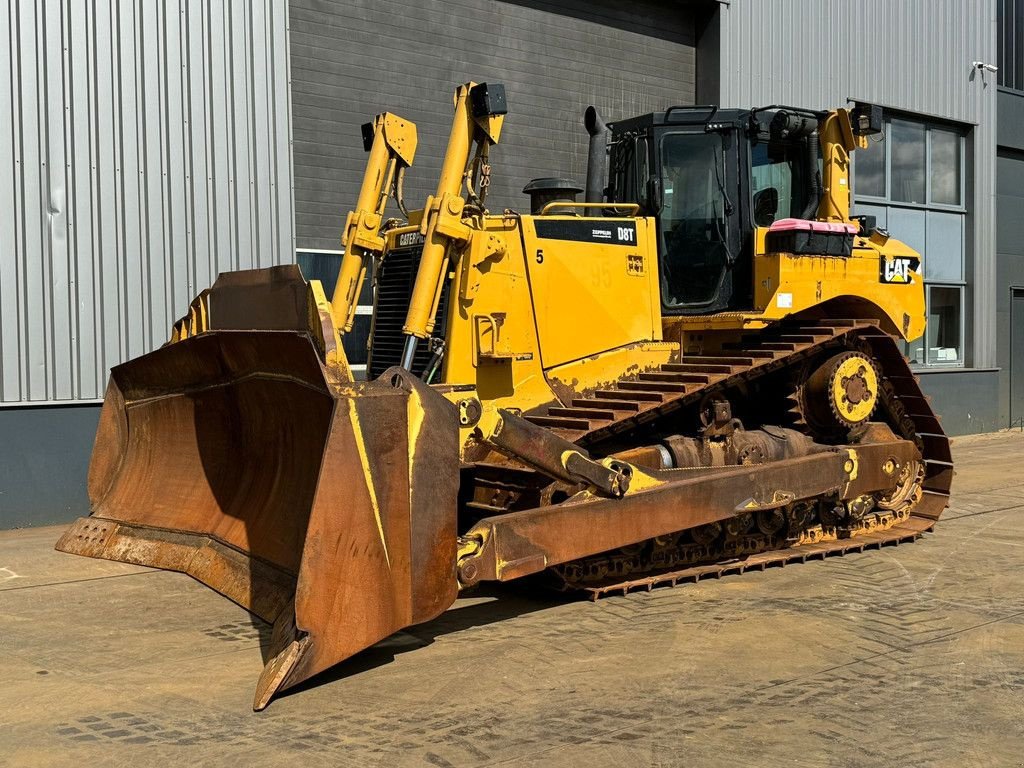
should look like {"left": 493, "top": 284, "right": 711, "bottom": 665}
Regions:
{"left": 56, "top": 266, "right": 460, "bottom": 710}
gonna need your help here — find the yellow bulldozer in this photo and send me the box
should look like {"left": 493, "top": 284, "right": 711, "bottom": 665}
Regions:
{"left": 57, "top": 82, "right": 950, "bottom": 710}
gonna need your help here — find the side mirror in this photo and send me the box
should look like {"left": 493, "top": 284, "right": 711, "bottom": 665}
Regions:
{"left": 645, "top": 176, "right": 663, "bottom": 214}
{"left": 753, "top": 187, "right": 779, "bottom": 227}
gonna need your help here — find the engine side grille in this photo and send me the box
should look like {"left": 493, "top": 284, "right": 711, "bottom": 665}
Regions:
{"left": 367, "top": 244, "right": 451, "bottom": 380}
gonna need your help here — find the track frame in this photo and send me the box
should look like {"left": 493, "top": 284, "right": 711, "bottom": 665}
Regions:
{"left": 461, "top": 319, "right": 952, "bottom": 596}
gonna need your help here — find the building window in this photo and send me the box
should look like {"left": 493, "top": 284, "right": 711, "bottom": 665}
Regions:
{"left": 295, "top": 249, "right": 372, "bottom": 376}
{"left": 890, "top": 119, "right": 926, "bottom": 203}
{"left": 929, "top": 127, "right": 962, "bottom": 206}
{"left": 999, "top": 0, "right": 1024, "bottom": 90}
{"left": 853, "top": 115, "right": 967, "bottom": 368}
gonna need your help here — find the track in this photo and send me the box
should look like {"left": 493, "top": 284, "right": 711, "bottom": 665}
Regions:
{"left": 513, "top": 318, "right": 952, "bottom": 597}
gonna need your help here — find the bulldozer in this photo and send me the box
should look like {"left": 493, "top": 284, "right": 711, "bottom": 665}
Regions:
{"left": 57, "top": 82, "right": 951, "bottom": 710}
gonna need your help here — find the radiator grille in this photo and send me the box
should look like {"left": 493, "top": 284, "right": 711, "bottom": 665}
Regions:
{"left": 367, "top": 244, "right": 451, "bottom": 380}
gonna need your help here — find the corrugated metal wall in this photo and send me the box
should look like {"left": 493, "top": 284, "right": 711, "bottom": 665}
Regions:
{"left": 289, "top": 0, "right": 698, "bottom": 250}
{"left": 713, "top": 0, "right": 998, "bottom": 367}
{"left": 0, "top": 0, "right": 294, "bottom": 404}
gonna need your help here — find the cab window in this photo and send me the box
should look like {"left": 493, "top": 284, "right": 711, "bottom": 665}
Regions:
{"left": 750, "top": 141, "right": 808, "bottom": 225}
{"left": 658, "top": 132, "right": 732, "bottom": 307}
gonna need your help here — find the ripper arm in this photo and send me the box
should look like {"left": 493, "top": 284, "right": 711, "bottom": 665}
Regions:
{"left": 331, "top": 112, "right": 418, "bottom": 332}
{"left": 816, "top": 104, "right": 882, "bottom": 223}
{"left": 400, "top": 82, "right": 507, "bottom": 368}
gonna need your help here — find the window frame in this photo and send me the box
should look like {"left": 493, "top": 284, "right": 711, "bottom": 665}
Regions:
{"left": 914, "top": 284, "right": 966, "bottom": 367}
{"left": 853, "top": 118, "right": 967, "bottom": 214}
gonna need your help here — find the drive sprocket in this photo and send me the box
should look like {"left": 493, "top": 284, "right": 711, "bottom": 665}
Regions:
{"left": 796, "top": 350, "right": 880, "bottom": 436}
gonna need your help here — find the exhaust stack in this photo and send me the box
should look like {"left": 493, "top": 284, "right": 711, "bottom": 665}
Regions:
{"left": 584, "top": 106, "right": 609, "bottom": 204}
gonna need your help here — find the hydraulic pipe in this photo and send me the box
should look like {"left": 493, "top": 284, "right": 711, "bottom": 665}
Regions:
{"left": 400, "top": 335, "right": 418, "bottom": 369}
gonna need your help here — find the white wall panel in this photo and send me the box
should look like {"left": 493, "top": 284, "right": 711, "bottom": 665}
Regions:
{"left": 0, "top": 0, "right": 295, "bottom": 403}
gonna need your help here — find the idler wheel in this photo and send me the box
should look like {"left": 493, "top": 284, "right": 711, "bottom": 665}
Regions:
{"left": 876, "top": 459, "right": 924, "bottom": 512}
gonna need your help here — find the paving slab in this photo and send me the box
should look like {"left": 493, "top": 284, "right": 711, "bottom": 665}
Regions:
{"left": 0, "top": 525, "right": 149, "bottom": 591}
{"left": 1, "top": 431, "right": 1023, "bottom": 766}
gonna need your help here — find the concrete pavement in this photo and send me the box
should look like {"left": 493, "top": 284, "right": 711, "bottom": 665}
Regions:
{"left": 2, "top": 431, "right": 1023, "bottom": 767}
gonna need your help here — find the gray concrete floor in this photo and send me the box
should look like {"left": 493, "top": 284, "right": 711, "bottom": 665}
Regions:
{"left": 2, "top": 432, "right": 1024, "bottom": 767}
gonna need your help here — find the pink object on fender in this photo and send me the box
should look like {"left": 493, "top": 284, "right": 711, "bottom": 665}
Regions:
{"left": 768, "top": 217, "right": 858, "bottom": 235}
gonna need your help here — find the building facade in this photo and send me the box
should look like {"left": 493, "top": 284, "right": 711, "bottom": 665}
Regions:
{"left": 704, "top": 0, "right": 1002, "bottom": 435}
{"left": 0, "top": 0, "right": 293, "bottom": 525}
{"left": 0, "top": 0, "right": 1013, "bottom": 527}
{"left": 996, "top": 0, "right": 1024, "bottom": 427}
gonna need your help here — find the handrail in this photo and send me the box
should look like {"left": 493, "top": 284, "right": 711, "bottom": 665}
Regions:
{"left": 663, "top": 104, "right": 718, "bottom": 125}
{"left": 538, "top": 201, "right": 641, "bottom": 216}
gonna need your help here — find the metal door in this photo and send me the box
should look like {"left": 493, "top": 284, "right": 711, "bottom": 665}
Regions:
{"left": 1012, "top": 288, "right": 1024, "bottom": 424}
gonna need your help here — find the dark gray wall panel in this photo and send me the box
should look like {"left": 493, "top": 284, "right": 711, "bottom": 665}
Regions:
{"left": 996, "top": 148, "right": 1024, "bottom": 426}
{"left": 1012, "top": 289, "right": 1024, "bottom": 424}
{"left": 0, "top": 405, "right": 99, "bottom": 528}
{"left": 290, "top": 0, "right": 697, "bottom": 250}
{"left": 998, "top": 87, "right": 1024, "bottom": 152}
{"left": 917, "top": 369, "right": 1000, "bottom": 435}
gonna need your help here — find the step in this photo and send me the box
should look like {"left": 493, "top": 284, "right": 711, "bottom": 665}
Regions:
{"left": 640, "top": 372, "right": 705, "bottom": 385}
{"left": 572, "top": 398, "right": 642, "bottom": 412}
{"left": 677, "top": 355, "right": 756, "bottom": 366}
{"left": 720, "top": 349, "right": 779, "bottom": 360}
{"left": 762, "top": 342, "right": 801, "bottom": 351}
{"left": 649, "top": 370, "right": 711, "bottom": 384}
{"left": 593, "top": 389, "right": 664, "bottom": 403}
{"left": 547, "top": 406, "right": 617, "bottom": 420}
{"left": 617, "top": 380, "right": 688, "bottom": 393}
{"left": 525, "top": 415, "right": 591, "bottom": 431}
{"left": 660, "top": 362, "right": 735, "bottom": 374}
{"left": 776, "top": 334, "right": 823, "bottom": 344}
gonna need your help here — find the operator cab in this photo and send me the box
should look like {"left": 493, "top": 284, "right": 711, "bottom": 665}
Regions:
{"left": 608, "top": 106, "right": 822, "bottom": 315}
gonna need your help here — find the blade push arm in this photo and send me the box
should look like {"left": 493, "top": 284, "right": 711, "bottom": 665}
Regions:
{"left": 331, "top": 112, "right": 417, "bottom": 332}
{"left": 400, "top": 82, "right": 506, "bottom": 369}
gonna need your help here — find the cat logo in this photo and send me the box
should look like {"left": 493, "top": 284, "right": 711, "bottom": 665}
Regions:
{"left": 879, "top": 255, "right": 920, "bottom": 284}
{"left": 398, "top": 231, "right": 425, "bottom": 247}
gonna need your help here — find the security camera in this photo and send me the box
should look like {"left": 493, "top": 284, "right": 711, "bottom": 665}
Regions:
{"left": 973, "top": 61, "right": 999, "bottom": 73}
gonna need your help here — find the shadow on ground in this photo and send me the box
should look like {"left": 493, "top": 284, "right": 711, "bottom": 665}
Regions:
{"left": 278, "top": 582, "right": 570, "bottom": 699}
